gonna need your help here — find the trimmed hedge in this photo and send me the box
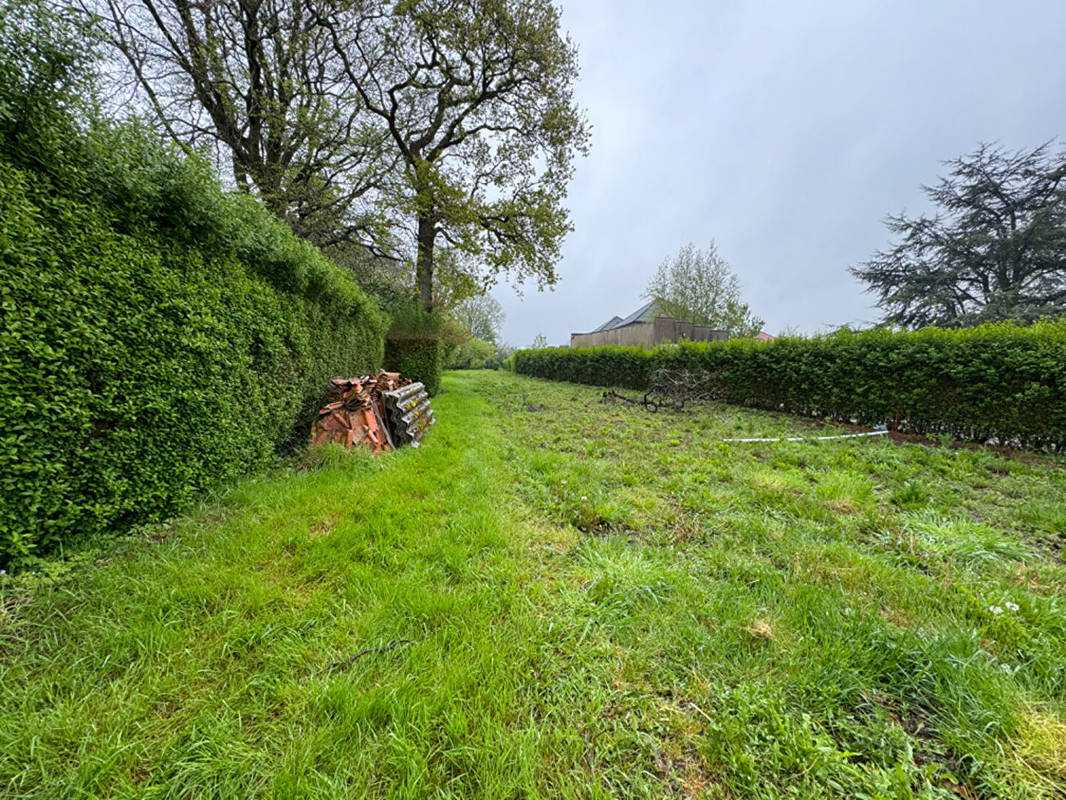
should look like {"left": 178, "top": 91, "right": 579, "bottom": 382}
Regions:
{"left": 385, "top": 337, "right": 443, "bottom": 396}
{"left": 0, "top": 127, "right": 387, "bottom": 563}
{"left": 513, "top": 323, "right": 1066, "bottom": 449}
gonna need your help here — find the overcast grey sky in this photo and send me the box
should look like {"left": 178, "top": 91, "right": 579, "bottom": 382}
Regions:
{"left": 493, "top": 0, "right": 1066, "bottom": 347}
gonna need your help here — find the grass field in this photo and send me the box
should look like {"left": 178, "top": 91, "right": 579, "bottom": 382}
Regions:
{"left": 2, "top": 370, "right": 1065, "bottom": 799}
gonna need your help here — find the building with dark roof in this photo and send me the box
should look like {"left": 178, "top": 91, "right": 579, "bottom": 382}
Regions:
{"left": 570, "top": 300, "right": 730, "bottom": 348}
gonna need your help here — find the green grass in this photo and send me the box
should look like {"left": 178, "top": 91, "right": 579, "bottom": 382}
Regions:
{"left": 2, "top": 370, "right": 1065, "bottom": 799}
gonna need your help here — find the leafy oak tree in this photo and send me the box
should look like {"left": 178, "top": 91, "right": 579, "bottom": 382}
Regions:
{"left": 316, "top": 0, "right": 589, "bottom": 310}
{"left": 88, "top": 0, "right": 393, "bottom": 249}
{"left": 851, "top": 142, "right": 1066, "bottom": 328}
{"left": 645, "top": 241, "right": 763, "bottom": 337}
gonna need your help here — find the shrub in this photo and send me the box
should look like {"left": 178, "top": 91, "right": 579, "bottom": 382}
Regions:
{"left": 446, "top": 338, "right": 497, "bottom": 369}
{"left": 0, "top": 123, "right": 386, "bottom": 563}
{"left": 513, "top": 323, "right": 1066, "bottom": 450}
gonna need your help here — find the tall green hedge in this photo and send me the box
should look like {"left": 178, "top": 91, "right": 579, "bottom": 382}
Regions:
{"left": 513, "top": 323, "right": 1066, "bottom": 449}
{"left": 381, "top": 300, "right": 445, "bottom": 395}
{"left": 0, "top": 126, "right": 387, "bottom": 563}
{"left": 385, "top": 337, "right": 443, "bottom": 396}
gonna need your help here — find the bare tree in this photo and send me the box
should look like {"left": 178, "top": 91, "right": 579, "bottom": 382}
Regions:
{"left": 86, "top": 0, "right": 393, "bottom": 249}
{"left": 313, "top": 0, "right": 589, "bottom": 310}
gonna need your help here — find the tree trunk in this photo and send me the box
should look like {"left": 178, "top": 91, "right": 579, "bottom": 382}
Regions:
{"left": 232, "top": 154, "right": 251, "bottom": 192}
{"left": 416, "top": 214, "right": 436, "bottom": 312}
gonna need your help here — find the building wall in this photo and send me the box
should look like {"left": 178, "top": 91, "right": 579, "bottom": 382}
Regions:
{"left": 571, "top": 322, "right": 656, "bottom": 348}
{"left": 570, "top": 318, "right": 729, "bottom": 348}
{"left": 652, "top": 318, "right": 730, "bottom": 345}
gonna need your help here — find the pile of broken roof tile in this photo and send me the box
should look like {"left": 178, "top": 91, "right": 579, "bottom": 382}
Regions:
{"left": 310, "top": 372, "right": 433, "bottom": 454}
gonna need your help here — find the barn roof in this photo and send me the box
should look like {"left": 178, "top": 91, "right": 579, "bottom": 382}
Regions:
{"left": 591, "top": 315, "right": 623, "bottom": 332}
{"left": 592, "top": 300, "right": 658, "bottom": 332}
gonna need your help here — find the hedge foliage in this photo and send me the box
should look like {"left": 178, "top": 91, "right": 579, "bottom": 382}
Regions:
{"left": 385, "top": 338, "right": 444, "bottom": 396}
{"left": 513, "top": 323, "right": 1066, "bottom": 449}
{"left": 0, "top": 119, "right": 386, "bottom": 562}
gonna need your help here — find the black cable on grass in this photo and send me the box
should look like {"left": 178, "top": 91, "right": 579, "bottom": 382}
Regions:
{"left": 325, "top": 639, "right": 412, "bottom": 672}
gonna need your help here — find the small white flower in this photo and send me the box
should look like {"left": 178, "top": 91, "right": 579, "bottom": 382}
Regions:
{"left": 989, "top": 605, "right": 1004, "bottom": 616}
{"left": 561, "top": 479, "right": 567, "bottom": 485}
{"left": 1005, "top": 601, "right": 1020, "bottom": 612}
{"left": 581, "top": 496, "right": 587, "bottom": 501}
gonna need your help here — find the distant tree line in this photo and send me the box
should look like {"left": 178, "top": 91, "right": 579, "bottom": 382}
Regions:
{"left": 445, "top": 294, "right": 515, "bottom": 369}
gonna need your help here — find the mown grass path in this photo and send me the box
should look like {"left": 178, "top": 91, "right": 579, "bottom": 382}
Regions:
{"left": 2, "top": 371, "right": 1065, "bottom": 799}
